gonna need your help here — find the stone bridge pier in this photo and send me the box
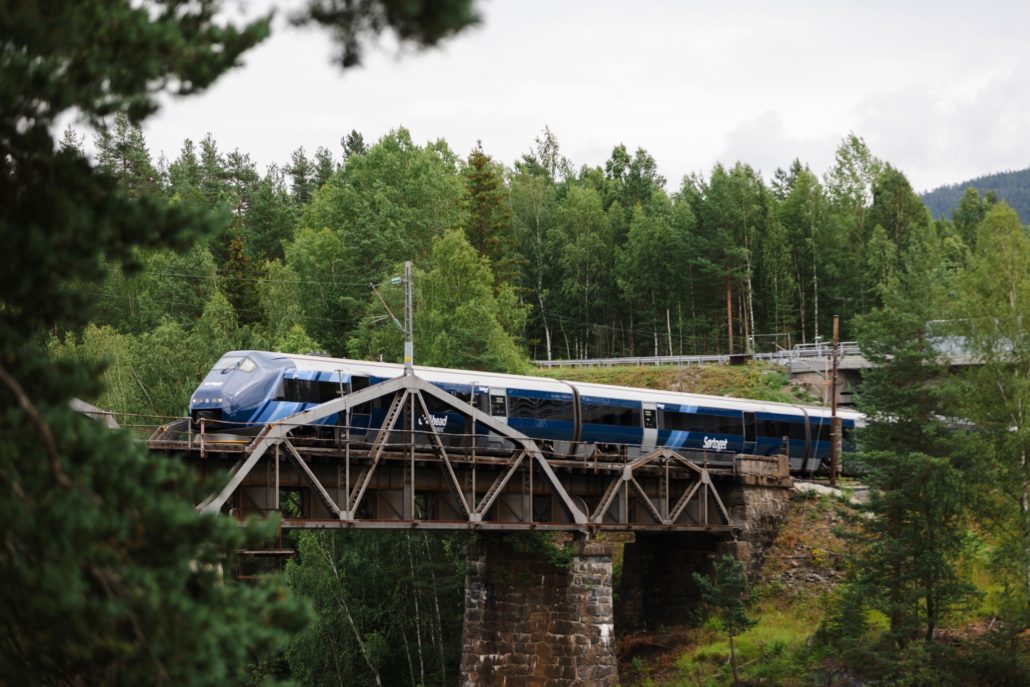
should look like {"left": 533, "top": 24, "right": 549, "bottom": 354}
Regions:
{"left": 459, "top": 535, "right": 619, "bottom": 687}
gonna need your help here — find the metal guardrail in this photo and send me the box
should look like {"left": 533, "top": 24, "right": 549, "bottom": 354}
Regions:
{"left": 534, "top": 342, "right": 862, "bottom": 369}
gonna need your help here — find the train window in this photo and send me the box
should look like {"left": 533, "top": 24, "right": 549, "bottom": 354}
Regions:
{"left": 214, "top": 355, "right": 256, "bottom": 373}
{"left": 758, "top": 419, "right": 807, "bottom": 441}
{"left": 507, "top": 395, "right": 574, "bottom": 421}
{"left": 433, "top": 385, "right": 472, "bottom": 405}
{"left": 643, "top": 408, "right": 657, "bottom": 429}
{"left": 281, "top": 378, "right": 343, "bottom": 404}
{"left": 490, "top": 395, "right": 507, "bottom": 417}
{"left": 350, "top": 376, "right": 371, "bottom": 414}
{"left": 582, "top": 403, "right": 642, "bottom": 427}
{"left": 659, "top": 410, "right": 742, "bottom": 434}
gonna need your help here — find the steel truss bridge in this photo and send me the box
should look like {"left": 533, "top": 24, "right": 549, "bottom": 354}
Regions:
{"left": 142, "top": 373, "right": 781, "bottom": 533}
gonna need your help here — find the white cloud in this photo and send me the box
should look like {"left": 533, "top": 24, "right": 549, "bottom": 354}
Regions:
{"left": 138, "top": 1, "right": 1030, "bottom": 193}
{"left": 718, "top": 111, "right": 841, "bottom": 182}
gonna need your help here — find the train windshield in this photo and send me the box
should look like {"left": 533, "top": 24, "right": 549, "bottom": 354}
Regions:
{"left": 214, "top": 355, "right": 257, "bottom": 373}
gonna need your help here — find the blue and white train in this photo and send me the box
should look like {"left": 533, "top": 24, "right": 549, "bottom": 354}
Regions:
{"left": 189, "top": 351, "right": 863, "bottom": 473}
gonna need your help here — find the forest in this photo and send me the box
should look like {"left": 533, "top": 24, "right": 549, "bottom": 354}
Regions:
{"left": 3, "top": 2, "right": 1029, "bottom": 686}
{"left": 922, "top": 166, "right": 1030, "bottom": 223}
{"left": 51, "top": 114, "right": 1009, "bottom": 420}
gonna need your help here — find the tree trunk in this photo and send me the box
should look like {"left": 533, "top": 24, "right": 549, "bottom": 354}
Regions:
{"left": 559, "top": 319, "right": 572, "bottom": 359}
{"left": 405, "top": 535, "right": 426, "bottom": 686}
{"left": 726, "top": 278, "right": 734, "bottom": 355}
{"left": 1022, "top": 446, "right": 1030, "bottom": 603}
{"left": 322, "top": 544, "right": 383, "bottom": 686}
{"left": 422, "top": 533, "right": 448, "bottom": 686}
{"left": 741, "top": 285, "right": 751, "bottom": 354}
{"left": 666, "top": 308, "right": 674, "bottom": 356}
{"left": 400, "top": 630, "right": 416, "bottom": 687}
{"left": 813, "top": 257, "right": 820, "bottom": 343}
{"left": 729, "top": 631, "right": 740, "bottom": 687}
{"left": 746, "top": 255, "right": 756, "bottom": 354}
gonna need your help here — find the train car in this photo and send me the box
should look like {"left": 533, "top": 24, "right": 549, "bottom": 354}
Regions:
{"left": 189, "top": 351, "right": 863, "bottom": 473}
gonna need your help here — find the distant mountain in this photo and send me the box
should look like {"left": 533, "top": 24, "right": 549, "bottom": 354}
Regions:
{"left": 921, "top": 167, "right": 1030, "bottom": 223}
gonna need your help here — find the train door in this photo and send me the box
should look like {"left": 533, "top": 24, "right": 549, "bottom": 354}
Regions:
{"left": 641, "top": 402, "right": 658, "bottom": 453}
{"left": 743, "top": 411, "right": 757, "bottom": 454}
{"left": 474, "top": 387, "right": 511, "bottom": 451}
{"left": 488, "top": 387, "right": 507, "bottom": 423}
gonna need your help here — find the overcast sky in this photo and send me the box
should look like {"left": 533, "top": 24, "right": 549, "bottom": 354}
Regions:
{"left": 142, "top": 0, "right": 1030, "bottom": 193}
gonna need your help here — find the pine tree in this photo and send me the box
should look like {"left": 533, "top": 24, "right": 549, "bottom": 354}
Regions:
{"left": 0, "top": 3, "right": 311, "bottom": 682}
{"left": 342, "top": 129, "right": 367, "bottom": 159}
{"left": 850, "top": 223, "right": 974, "bottom": 648}
{"left": 222, "top": 231, "right": 261, "bottom": 323}
{"left": 0, "top": 0, "right": 480, "bottom": 681}
{"left": 462, "top": 141, "right": 517, "bottom": 285}
{"left": 289, "top": 146, "right": 314, "bottom": 206}
{"left": 94, "top": 113, "right": 162, "bottom": 198}
{"left": 692, "top": 555, "right": 757, "bottom": 687}
{"left": 167, "top": 139, "right": 205, "bottom": 206}
{"left": 312, "top": 145, "right": 336, "bottom": 191}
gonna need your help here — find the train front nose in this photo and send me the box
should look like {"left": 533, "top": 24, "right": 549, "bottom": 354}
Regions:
{"left": 190, "top": 390, "right": 227, "bottom": 426}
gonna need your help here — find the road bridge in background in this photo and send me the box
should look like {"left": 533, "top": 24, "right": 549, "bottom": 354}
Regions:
{"left": 536, "top": 339, "right": 980, "bottom": 408}
{"left": 533, "top": 341, "right": 867, "bottom": 371}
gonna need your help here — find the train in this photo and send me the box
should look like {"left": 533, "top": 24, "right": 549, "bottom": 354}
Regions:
{"left": 189, "top": 350, "right": 863, "bottom": 473}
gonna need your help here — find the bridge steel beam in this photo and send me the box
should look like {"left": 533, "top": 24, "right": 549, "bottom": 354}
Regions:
{"left": 152, "top": 374, "right": 743, "bottom": 532}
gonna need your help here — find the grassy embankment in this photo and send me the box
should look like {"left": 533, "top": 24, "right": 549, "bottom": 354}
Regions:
{"left": 533, "top": 361, "right": 816, "bottom": 405}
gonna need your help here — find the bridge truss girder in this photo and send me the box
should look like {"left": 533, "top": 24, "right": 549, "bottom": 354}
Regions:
{"left": 174, "top": 374, "right": 735, "bottom": 533}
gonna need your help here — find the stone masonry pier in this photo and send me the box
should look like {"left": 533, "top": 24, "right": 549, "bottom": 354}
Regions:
{"left": 460, "top": 535, "right": 619, "bottom": 687}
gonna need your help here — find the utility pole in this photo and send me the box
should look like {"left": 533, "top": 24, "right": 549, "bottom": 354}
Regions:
{"left": 829, "top": 314, "right": 841, "bottom": 487}
{"left": 403, "top": 260, "right": 413, "bottom": 374}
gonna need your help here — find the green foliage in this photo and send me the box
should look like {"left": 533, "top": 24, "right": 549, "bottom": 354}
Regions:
{"left": 550, "top": 184, "right": 613, "bottom": 357}
{"left": 94, "top": 114, "right": 162, "bottom": 198}
{"left": 284, "top": 530, "right": 468, "bottom": 687}
{"left": 420, "top": 230, "right": 529, "bottom": 372}
{"left": 0, "top": 4, "right": 324, "bottom": 681}
{"left": 295, "top": 128, "right": 469, "bottom": 351}
{"left": 693, "top": 555, "right": 757, "bottom": 640}
{"left": 616, "top": 196, "right": 689, "bottom": 356}
{"left": 282, "top": 226, "right": 351, "bottom": 353}
{"left": 692, "top": 555, "right": 756, "bottom": 686}
{"left": 350, "top": 230, "right": 528, "bottom": 372}
{"left": 952, "top": 202, "right": 1030, "bottom": 608}
{"left": 299, "top": 0, "right": 481, "bottom": 68}
{"left": 1, "top": 407, "right": 312, "bottom": 685}
{"left": 275, "top": 324, "right": 324, "bottom": 355}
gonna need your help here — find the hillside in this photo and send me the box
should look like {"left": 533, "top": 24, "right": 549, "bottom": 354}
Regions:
{"left": 619, "top": 490, "right": 858, "bottom": 686}
{"left": 921, "top": 166, "right": 1030, "bottom": 222}
{"left": 533, "top": 362, "right": 818, "bottom": 405}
